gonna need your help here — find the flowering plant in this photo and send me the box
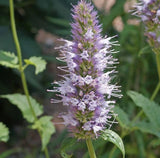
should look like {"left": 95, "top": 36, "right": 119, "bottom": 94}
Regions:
{"left": 134, "top": 0, "right": 160, "bottom": 51}
{"left": 52, "top": 0, "right": 124, "bottom": 157}
{"left": 3, "top": 0, "right": 160, "bottom": 157}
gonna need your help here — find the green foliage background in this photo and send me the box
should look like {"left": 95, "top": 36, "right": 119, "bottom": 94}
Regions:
{"left": 0, "top": 0, "right": 160, "bottom": 157}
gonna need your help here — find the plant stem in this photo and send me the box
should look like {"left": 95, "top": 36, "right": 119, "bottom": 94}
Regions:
{"left": 110, "top": 51, "right": 160, "bottom": 157}
{"left": 9, "top": 0, "right": 49, "bottom": 157}
{"left": 109, "top": 146, "right": 117, "bottom": 158}
{"left": 86, "top": 138, "right": 97, "bottom": 158}
{"left": 131, "top": 51, "right": 160, "bottom": 123}
{"left": 150, "top": 82, "right": 160, "bottom": 101}
{"left": 9, "top": 0, "right": 37, "bottom": 121}
{"left": 131, "top": 81, "right": 160, "bottom": 123}
{"left": 156, "top": 52, "right": 160, "bottom": 80}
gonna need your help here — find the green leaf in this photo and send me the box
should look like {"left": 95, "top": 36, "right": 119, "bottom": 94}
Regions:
{"left": 127, "top": 91, "right": 160, "bottom": 127}
{"left": 24, "top": 56, "right": 46, "bottom": 74}
{"left": 0, "top": 122, "right": 9, "bottom": 142}
{"left": 60, "top": 137, "right": 77, "bottom": 158}
{"left": 135, "top": 131, "right": 146, "bottom": 158}
{"left": 149, "top": 138, "right": 160, "bottom": 147}
{"left": 32, "top": 116, "right": 55, "bottom": 150}
{"left": 61, "top": 151, "right": 72, "bottom": 158}
{"left": 101, "top": 129, "right": 125, "bottom": 158}
{"left": 0, "top": 51, "right": 19, "bottom": 69}
{"left": 39, "top": 116, "right": 55, "bottom": 150}
{"left": 0, "top": 94, "right": 43, "bottom": 123}
{"left": 113, "top": 106, "right": 131, "bottom": 129}
{"left": 128, "top": 91, "right": 160, "bottom": 137}
{"left": 138, "top": 46, "right": 152, "bottom": 57}
{"left": 131, "top": 121, "right": 160, "bottom": 138}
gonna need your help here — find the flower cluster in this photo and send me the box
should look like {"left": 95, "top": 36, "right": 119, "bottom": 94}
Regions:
{"left": 134, "top": 0, "right": 160, "bottom": 50}
{"left": 53, "top": 0, "right": 121, "bottom": 139}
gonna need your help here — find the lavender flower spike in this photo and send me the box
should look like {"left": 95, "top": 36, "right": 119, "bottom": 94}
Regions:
{"left": 134, "top": 0, "right": 160, "bottom": 50}
{"left": 53, "top": 0, "right": 121, "bottom": 139}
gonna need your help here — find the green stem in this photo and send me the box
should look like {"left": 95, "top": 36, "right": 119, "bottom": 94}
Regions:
{"left": 9, "top": 0, "right": 37, "bottom": 120}
{"left": 150, "top": 82, "right": 160, "bottom": 101}
{"left": 110, "top": 40, "right": 160, "bottom": 158}
{"left": 110, "top": 52, "right": 160, "bottom": 157}
{"left": 131, "top": 110, "right": 143, "bottom": 123}
{"left": 86, "top": 138, "right": 97, "bottom": 158}
{"left": 156, "top": 52, "right": 160, "bottom": 80}
{"left": 9, "top": 1, "right": 49, "bottom": 157}
{"left": 131, "top": 52, "right": 160, "bottom": 123}
{"left": 109, "top": 146, "right": 116, "bottom": 158}
{"left": 131, "top": 81, "right": 160, "bottom": 123}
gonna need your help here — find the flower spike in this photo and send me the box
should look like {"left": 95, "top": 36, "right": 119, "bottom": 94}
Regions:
{"left": 52, "top": 0, "right": 121, "bottom": 139}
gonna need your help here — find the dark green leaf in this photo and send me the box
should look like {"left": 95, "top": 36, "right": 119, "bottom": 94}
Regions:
{"left": 0, "top": 94, "right": 43, "bottom": 123}
{"left": 0, "top": 122, "right": 9, "bottom": 142}
{"left": 135, "top": 131, "right": 146, "bottom": 158}
{"left": 138, "top": 46, "right": 152, "bottom": 56}
{"left": 113, "top": 106, "right": 131, "bottom": 129}
{"left": 131, "top": 121, "right": 160, "bottom": 138}
{"left": 101, "top": 129, "right": 125, "bottom": 158}
{"left": 60, "top": 137, "right": 77, "bottom": 158}
{"left": 127, "top": 91, "right": 160, "bottom": 127}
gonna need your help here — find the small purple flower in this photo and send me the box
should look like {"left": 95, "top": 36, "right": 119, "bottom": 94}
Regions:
{"left": 53, "top": 0, "right": 121, "bottom": 139}
{"left": 134, "top": 0, "right": 160, "bottom": 49}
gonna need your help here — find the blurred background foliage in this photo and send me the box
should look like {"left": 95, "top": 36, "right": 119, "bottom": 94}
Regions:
{"left": 0, "top": 0, "right": 160, "bottom": 157}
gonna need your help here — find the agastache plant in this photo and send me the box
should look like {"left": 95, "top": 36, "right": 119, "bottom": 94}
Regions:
{"left": 132, "top": 0, "right": 160, "bottom": 128}
{"left": 52, "top": 0, "right": 121, "bottom": 156}
{"left": 134, "top": 0, "right": 160, "bottom": 51}
{"left": 134, "top": 0, "right": 160, "bottom": 88}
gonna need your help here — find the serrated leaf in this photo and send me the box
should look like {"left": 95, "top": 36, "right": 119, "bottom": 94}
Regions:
{"left": 113, "top": 106, "right": 131, "bottom": 129}
{"left": 0, "top": 51, "right": 19, "bottom": 69}
{"left": 24, "top": 56, "right": 46, "bottom": 74}
{"left": 101, "top": 129, "right": 125, "bottom": 158}
{"left": 127, "top": 91, "right": 160, "bottom": 127}
{"left": 32, "top": 116, "right": 55, "bottom": 150}
{"left": 0, "top": 122, "right": 9, "bottom": 142}
{"left": 0, "top": 94, "right": 43, "bottom": 123}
